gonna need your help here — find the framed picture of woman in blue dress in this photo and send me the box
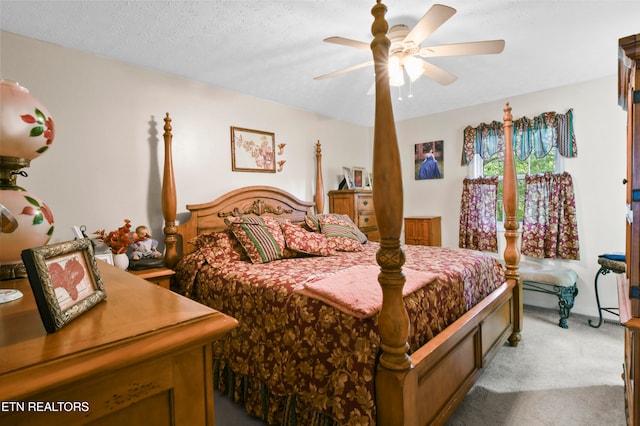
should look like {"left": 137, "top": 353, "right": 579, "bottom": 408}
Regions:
{"left": 415, "top": 140, "right": 444, "bottom": 180}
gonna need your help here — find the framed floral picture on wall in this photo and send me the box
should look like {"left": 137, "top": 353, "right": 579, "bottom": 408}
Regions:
{"left": 415, "top": 140, "right": 444, "bottom": 180}
{"left": 231, "top": 126, "right": 276, "bottom": 173}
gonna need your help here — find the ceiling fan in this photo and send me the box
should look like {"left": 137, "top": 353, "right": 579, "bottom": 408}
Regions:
{"left": 314, "top": 4, "right": 505, "bottom": 88}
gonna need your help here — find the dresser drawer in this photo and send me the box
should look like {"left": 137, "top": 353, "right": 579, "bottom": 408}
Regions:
{"left": 357, "top": 196, "right": 374, "bottom": 211}
{"left": 358, "top": 212, "right": 377, "bottom": 228}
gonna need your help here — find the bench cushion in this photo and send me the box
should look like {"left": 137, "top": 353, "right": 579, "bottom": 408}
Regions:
{"left": 483, "top": 252, "right": 577, "bottom": 287}
{"left": 519, "top": 261, "right": 578, "bottom": 287}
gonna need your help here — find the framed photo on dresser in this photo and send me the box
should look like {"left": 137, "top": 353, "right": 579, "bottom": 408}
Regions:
{"left": 21, "top": 238, "right": 106, "bottom": 333}
{"left": 352, "top": 167, "right": 366, "bottom": 188}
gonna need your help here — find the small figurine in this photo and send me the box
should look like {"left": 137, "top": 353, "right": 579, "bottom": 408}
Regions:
{"left": 130, "top": 225, "right": 162, "bottom": 260}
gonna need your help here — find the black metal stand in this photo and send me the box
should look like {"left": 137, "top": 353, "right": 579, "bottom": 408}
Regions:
{"left": 588, "top": 256, "right": 626, "bottom": 328}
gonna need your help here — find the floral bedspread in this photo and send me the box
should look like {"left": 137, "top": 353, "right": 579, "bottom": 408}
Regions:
{"left": 174, "top": 242, "right": 505, "bottom": 425}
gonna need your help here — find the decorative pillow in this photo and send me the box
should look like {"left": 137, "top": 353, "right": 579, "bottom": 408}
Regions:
{"left": 188, "top": 229, "right": 248, "bottom": 261}
{"left": 304, "top": 214, "right": 324, "bottom": 232}
{"left": 225, "top": 216, "right": 286, "bottom": 264}
{"left": 319, "top": 215, "right": 364, "bottom": 252}
{"left": 306, "top": 213, "right": 368, "bottom": 243}
{"left": 280, "top": 222, "right": 335, "bottom": 257}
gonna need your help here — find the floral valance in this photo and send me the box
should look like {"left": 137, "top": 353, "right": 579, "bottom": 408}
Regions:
{"left": 461, "top": 109, "right": 578, "bottom": 165}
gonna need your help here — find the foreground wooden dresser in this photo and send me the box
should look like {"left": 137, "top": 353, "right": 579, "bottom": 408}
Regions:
{"left": 0, "top": 261, "right": 237, "bottom": 425}
{"left": 328, "top": 189, "right": 379, "bottom": 241}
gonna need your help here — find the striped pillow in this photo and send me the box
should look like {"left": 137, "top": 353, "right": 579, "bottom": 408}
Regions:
{"left": 225, "top": 216, "right": 286, "bottom": 264}
{"left": 319, "top": 215, "right": 364, "bottom": 252}
{"left": 305, "top": 213, "right": 368, "bottom": 243}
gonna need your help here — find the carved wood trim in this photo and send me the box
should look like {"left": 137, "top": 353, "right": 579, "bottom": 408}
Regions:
{"left": 217, "top": 200, "right": 293, "bottom": 218}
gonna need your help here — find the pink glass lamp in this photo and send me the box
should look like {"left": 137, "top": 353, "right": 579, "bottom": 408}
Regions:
{"left": 0, "top": 79, "right": 55, "bottom": 283}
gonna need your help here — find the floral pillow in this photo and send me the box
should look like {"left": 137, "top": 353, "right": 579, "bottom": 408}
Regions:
{"left": 318, "top": 215, "right": 364, "bottom": 252}
{"left": 188, "top": 229, "right": 248, "bottom": 261}
{"left": 225, "top": 216, "right": 287, "bottom": 264}
{"left": 280, "top": 222, "right": 335, "bottom": 257}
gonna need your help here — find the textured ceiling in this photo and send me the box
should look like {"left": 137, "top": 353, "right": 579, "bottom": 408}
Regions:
{"left": 1, "top": 1, "right": 639, "bottom": 127}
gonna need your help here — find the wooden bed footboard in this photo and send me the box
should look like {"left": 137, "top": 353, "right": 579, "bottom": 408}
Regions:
{"left": 378, "top": 280, "right": 515, "bottom": 426}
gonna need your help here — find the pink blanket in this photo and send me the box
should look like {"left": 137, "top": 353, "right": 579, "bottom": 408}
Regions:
{"left": 297, "top": 265, "right": 439, "bottom": 318}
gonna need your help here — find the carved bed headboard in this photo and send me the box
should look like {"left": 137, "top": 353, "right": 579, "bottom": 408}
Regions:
{"left": 168, "top": 185, "right": 314, "bottom": 260}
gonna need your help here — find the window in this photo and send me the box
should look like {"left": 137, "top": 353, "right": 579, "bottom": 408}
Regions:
{"left": 480, "top": 148, "right": 560, "bottom": 221}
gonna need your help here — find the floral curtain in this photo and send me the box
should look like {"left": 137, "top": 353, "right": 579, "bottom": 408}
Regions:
{"left": 521, "top": 172, "right": 580, "bottom": 259}
{"left": 459, "top": 177, "right": 498, "bottom": 252}
{"left": 461, "top": 109, "right": 578, "bottom": 165}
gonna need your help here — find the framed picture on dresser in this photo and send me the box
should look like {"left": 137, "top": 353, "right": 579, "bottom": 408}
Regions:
{"left": 352, "top": 167, "right": 366, "bottom": 188}
{"left": 21, "top": 238, "right": 106, "bottom": 333}
{"left": 342, "top": 166, "right": 354, "bottom": 189}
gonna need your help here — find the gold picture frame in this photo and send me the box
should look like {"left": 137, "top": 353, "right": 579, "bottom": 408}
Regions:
{"left": 231, "top": 126, "right": 276, "bottom": 173}
{"left": 21, "top": 238, "right": 107, "bottom": 333}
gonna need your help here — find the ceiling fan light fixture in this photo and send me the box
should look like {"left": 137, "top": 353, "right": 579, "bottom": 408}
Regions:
{"left": 404, "top": 56, "right": 424, "bottom": 82}
{"left": 317, "top": 3, "right": 505, "bottom": 89}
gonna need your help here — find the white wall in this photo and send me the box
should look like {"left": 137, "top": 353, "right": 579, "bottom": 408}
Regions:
{"left": 3, "top": 31, "right": 628, "bottom": 321}
{"left": 1, "top": 31, "right": 369, "bottom": 245}
{"left": 390, "top": 76, "right": 627, "bottom": 320}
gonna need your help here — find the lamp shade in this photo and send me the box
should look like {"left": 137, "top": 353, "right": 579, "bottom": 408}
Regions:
{"left": 0, "top": 79, "right": 55, "bottom": 160}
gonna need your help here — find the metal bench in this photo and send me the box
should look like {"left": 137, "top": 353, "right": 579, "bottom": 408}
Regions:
{"left": 519, "top": 261, "right": 579, "bottom": 329}
{"left": 485, "top": 252, "right": 579, "bottom": 328}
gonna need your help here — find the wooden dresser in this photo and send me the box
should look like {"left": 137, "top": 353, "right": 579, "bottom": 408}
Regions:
{"left": 328, "top": 189, "right": 379, "bottom": 241}
{"left": 404, "top": 216, "right": 442, "bottom": 246}
{"left": 617, "top": 33, "right": 640, "bottom": 426}
{"left": 0, "top": 261, "right": 237, "bottom": 425}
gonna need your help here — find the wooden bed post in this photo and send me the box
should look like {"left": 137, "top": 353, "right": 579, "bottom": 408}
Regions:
{"left": 370, "top": 2, "right": 416, "bottom": 425}
{"left": 315, "top": 141, "right": 325, "bottom": 214}
{"left": 502, "top": 104, "right": 522, "bottom": 346}
{"left": 162, "top": 113, "right": 179, "bottom": 269}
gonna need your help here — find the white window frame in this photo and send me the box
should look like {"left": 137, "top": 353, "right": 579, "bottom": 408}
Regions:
{"left": 467, "top": 149, "right": 564, "bottom": 226}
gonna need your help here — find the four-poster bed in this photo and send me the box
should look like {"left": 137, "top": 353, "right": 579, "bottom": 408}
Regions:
{"left": 161, "top": 2, "right": 521, "bottom": 424}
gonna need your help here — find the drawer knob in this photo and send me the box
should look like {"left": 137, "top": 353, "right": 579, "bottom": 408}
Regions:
{"left": 364, "top": 218, "right": 369, "bottom": 223}
{"left": 363, "top": 200, "right": 368, "bottom": 206}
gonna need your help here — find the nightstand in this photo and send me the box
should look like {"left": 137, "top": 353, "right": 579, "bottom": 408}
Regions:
{"left": 129, "top": 266, "right": 175, "bottom": 289}
{"left": 404, "top": 216, "right": 441, "bottom": 246}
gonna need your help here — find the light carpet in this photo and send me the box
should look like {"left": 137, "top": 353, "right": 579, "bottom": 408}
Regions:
{"left": 446, "top": 305, "right": 625, "bottom": 426}
{"left": 215, "top": 305, "right": 625, "bottom": 425}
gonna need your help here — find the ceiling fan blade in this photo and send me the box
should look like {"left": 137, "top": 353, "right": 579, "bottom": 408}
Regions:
{"left": 421, "top": 60, "right": 457, "bottom": 85}
{"left": 323, "top": 36, "right": 370, "bottom": 51}
{"left": 404, "top": 4, "right": 456, "bottom": 47}
{"left": 314, "top": 60, "right": 374, "bottom": 80}
{"left": 419, "top": 40, "right": 505, "bottom": 57}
